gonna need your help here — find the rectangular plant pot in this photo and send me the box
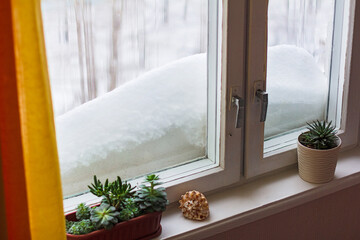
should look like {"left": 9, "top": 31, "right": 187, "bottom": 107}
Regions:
{"left": 66, "top": 211, "right": 162, "bottom": 240}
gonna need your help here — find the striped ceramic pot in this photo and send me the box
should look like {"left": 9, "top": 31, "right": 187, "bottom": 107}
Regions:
{"left": 297, "top": 134, "right": 341, "bottom": 184}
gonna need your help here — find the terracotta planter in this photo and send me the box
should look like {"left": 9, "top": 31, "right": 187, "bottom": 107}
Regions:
{"left": 66, "top": 211, "right": 162, "bottom": 240}
{"left": 297, "top": 134, "right": 341, "bottom": 184}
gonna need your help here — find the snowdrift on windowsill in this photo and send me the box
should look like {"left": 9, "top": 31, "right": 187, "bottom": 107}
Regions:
{"left": 56, "top": 45, "right": 327, "bottom": 196}
{"left": 265, "top": 45, "right": 327, "bottom": 137}
{"left": 56, "top": 54, "right": 207, "bottom": 196}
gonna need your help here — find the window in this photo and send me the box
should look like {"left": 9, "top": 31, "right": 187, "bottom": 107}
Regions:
{"left": 41, "top": 0, "right": 358, "bottom": 209}
{"left": 42, "top": 0, "right": 240, "bottom": 206}
{"left": 245, "top": 0, "right": 358, "bottom": 178}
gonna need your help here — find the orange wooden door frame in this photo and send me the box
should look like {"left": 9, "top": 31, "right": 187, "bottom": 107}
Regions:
{"left": 0, "top": 0, "right": 66, "bottom": 239}
{"left": 0, "top": 0, "right": 32, "bottom": 239}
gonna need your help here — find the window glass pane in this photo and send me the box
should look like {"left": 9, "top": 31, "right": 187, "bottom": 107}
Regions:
{"left": 41, "top": 0, "right": 213, "bottom": 197}
{"left": 265, "top": 0, "right": 335, "bottom": 140}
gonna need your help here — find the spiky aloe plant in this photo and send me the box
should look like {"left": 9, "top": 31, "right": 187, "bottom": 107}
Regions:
{"left": 299, "top": 120, "right": 338, "bottom": 149}
{"left": 90, "top": 203, "right": 120, "bottom": 230}
{"left": 134, "top": 174, "right": 168, "bottom": 213}
{"left": 109, "top": 177, "right": 135, "bottom": 209}
{"left": 88, "top": 176, "right": 135, "bottom": 210}
{"left": 88, "top": 176, "right": 112, "bottom": 205}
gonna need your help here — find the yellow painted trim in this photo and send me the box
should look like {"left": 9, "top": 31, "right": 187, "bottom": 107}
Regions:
{"left": 11, "top": 0, "right": 66, "bottom": 239}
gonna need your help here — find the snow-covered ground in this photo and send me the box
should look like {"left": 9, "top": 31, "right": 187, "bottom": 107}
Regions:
{"left": 57, "top": 46, "right": 327, "bottom": 196}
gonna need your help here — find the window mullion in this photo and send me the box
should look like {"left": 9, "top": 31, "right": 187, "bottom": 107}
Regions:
{"left": 244, "top": 0, "right": 268, "bottom": 178}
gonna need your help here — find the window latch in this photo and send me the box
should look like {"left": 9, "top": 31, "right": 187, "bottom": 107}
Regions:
{"left": 232, "top": 96, "right": 244, "bottom": 128}
{"left": 255, "top": 90, "right": 268, "bottom": 122}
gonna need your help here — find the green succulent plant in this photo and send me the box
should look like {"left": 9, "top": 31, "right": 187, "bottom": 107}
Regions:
{"left": 90, "top": 203, "right": 120, "bottom": 230}
{"left": 134, "top": 174, "right": 168, "bottom": 213}
{"left": 65, "top": 174, "right": 168, "bottom": 235}
{"left": 300, "top": 120, "right": 338, "bottom": 150}
{"left": 118, "top": 198, "right": 140, "bottom": 221}
{"left": 76, "top": 203, "right": 91, "bottom": 221}
{"left": 65, "top": 219, "right": 75, "bottom": 232}
{"left": 88, "top": 176, "right": 135, "bottom": 210}
{"left": 67, "top": 219, "right": 95, "bottom": 235}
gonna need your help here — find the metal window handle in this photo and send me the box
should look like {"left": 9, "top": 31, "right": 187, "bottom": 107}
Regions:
{"left": 232, "top": 96, "right": 244, "bottom": 128}
{"left": 256, "top": 90, "right": 268, "bottom": 122}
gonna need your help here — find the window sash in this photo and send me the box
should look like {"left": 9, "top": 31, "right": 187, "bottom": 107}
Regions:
{"left": 207, "top": 0, "right": 220, "bottom": 164}
{"left": 245, "top": 0, "right": 359, "bottom": 179}
{"left": 327, "top": 0, "right": 346, "bottom": 127}
{"left": 63, "top": 0, "right": 246, "bottom": 210}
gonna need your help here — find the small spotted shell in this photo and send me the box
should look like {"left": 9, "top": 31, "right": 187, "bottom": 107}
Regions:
{"left": 179, "top": 190, "right": 209, "bottom": 221}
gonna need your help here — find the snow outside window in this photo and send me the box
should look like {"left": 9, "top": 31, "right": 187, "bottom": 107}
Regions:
{"left": 41, "top": 0, "right": 217, "bottom": 197}
{"left": 264, "top": 0, "right": 344, "bottom": 152}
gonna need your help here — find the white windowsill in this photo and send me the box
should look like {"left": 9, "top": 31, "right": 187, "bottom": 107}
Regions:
{"left": 155, "top": 147, "right": 360, "bottom": 240}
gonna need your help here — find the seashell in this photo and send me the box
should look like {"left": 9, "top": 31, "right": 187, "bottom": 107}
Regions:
{"left": 179, "top": 190, "right": 209, "bottom": 221}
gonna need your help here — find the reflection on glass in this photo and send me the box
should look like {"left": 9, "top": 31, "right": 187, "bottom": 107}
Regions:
{"left": 265, "top": 0, "right": 335, "bottom": 139}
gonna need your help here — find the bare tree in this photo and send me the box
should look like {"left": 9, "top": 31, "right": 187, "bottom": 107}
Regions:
{"left": 74, "top": 0, "right": 86, "bottom": 103}
{"left": 183, "top": 0, "right": 188, "bottom": 21}
{"left": 199, "top": 0, "right": 207, "bottom": 53}
{"left": 74, "top": 0, "right": 98, "bottom": 102}
{"left": 83, "top": 0, "right": 97, "bottom": 100}
{"left": 108, "top": 0, "right": 124, "bottom": 91}
{"left": 163, "top": 0, "right": 169, "bottom": 23}
{"left": 64, "top": 0, "right": 69, "bottom": 44}
{"left": 137, "top": 0, "right": 146, "bottom": 70}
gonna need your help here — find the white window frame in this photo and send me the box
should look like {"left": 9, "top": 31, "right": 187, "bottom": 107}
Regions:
{"left": 244, "top": 0, "right": 360, "bottom": 178}
{"left": 161, "top": 0, "right": 244, "bottom": 203}
{"left": 64, "top": 0, "right": 247, "bottom": 210}
{"left": 64, "top": 0, "right": 360, "bottom": 211}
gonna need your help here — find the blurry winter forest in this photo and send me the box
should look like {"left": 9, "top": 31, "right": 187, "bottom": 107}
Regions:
{"left": 41, "top": 0, "right": 208, "bottom": 116}
{"left": 42, "top": 0, "right": 335, "bottom": 117}
{"left": 268, "top": 0, "right": 335, "bottom": 75}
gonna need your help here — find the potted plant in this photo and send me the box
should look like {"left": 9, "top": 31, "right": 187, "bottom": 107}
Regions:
{"left": 297, "top": 120, "right": 341, "bottom": 183}
{"left": 65, "top": 174, "right": 168, "bottom": 240}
